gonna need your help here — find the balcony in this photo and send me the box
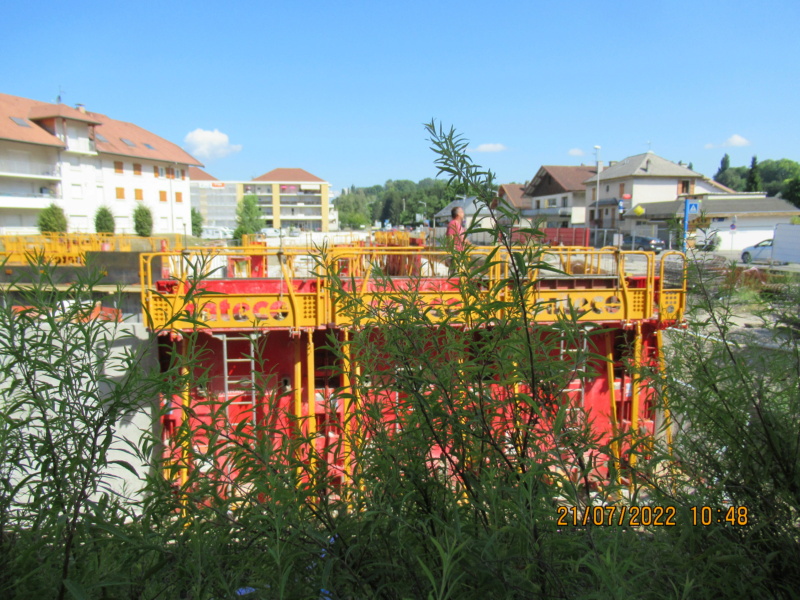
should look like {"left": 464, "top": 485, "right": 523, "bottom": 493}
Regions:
{"left": 522, "top": 207, "right": 572, "bottom": 217}
{"left": 0, "top": 190, "right": 60, "bottom": 209}
{"left": 64, "top": 138, "right": 97, "bottom": 155}
{"left": 0, "top": 160, "right": 61, "bottom": 180}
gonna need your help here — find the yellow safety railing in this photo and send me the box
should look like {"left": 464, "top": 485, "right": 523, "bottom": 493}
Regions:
{"left": 0, "top": 234, "right": 182, "bottom": 266}
{"left": 140, "top": 246, "right": 686, "bottom": 331}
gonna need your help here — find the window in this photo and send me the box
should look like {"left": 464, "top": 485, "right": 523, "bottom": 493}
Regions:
{"left": 547, "top": 198, "right": 558, "bottom": 208}
{"left": 562, "top": 196, "right": 568, "bottom": 207}
{"left": 604, "top": 208, "right": 609, "bottom": 216}
{"left": 159, "top": 191, "right": 167, "bottom": 202}
{"left": 175, "top": 192, "right": 183, "bottom": 203}
{"left": 114, "top": 161, "right": 123, "bottom": 174}
{"left": 10, "top": 116, "right": 30, "bottom": 128}
{"left": 153, "top": 166, "right": 159, "bottom": 178}
{"left": 589, "top": 210, "right": 595, "bottom": 221}
{"left": 135, "top": 188, "right": 143, "bottom": 201}
{"left": 143, "top": 143, "right": 155, "bottom": 150}
{"left": 605, "top": 184, "right": 610, "bottom": 192}
{"left": 680, "top": 180, "right": 691, "bottom": 194}
{"left": 535, "top": 200, "right": 541, "bottom": 209}
{"left": 120, "top": 138, "right": 136, "bottom": 147}
{"left": 95, "top": 133, "right": 108, "bottom": 143}
{"left": 133, "top": 163, "right": 142, "bottom": 176}
{"left": 619, "top": 183, "right": 625, "bottom": 197}
{"left": 116, "top": 187, "right": 125, "bottom": 200}
{"left": 166, "top": 167, "right": 174, "bottom": 179}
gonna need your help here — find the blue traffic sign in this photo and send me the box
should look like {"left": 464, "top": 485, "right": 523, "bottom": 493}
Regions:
{"left": 688, "top": 202, "right": 699, "bottom": 214}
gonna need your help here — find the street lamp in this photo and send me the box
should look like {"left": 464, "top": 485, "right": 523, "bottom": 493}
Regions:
{"left": 594, "top": 145, "right": 601, "bottom": 245}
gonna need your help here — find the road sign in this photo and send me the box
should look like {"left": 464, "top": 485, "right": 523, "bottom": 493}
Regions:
{"left": 730, "top": 223, "right": 736, "bottom": 231}
{"left": 688, "top": 202, "right": 700, "bottom": 214}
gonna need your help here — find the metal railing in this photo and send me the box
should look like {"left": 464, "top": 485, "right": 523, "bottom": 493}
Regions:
{"left": 140, "top": 246, "right": 687, "bottom": 331}
{"left": 0, "top": 234, "right": 182, "bottom": 266}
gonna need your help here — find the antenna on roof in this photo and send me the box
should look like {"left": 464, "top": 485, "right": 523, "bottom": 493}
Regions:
{"left": 646, "top": 140, "right": 652, "bottom": 152}
{"left": 56, "top": 85, "right": 64, "bottom": 104}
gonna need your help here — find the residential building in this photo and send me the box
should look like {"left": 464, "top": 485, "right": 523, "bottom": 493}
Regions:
{"left": 190, "top": 167, "right": 333, "bottom": 232}
{"left": 583, "top": 151, "right": 727, "bottom": 230}
{"left": 0, "top": 93, "right": 200, "bottom": 234}
{"left": 520, "top": 165, "right": 598, "bottom": 227}
{"left": 626, "top": 193, "right": 800, "bottom": 251}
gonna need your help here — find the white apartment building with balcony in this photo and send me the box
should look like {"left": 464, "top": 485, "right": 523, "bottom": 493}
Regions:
{"left": 0, "top": 93, "right": 200, "bottom": 234}
{"left": 191, "top": 167, "right": 334, "bottom": 232}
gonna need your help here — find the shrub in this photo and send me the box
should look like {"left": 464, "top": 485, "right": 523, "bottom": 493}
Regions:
{"left": 133, "top": 204, "right": 153, "bottom": 237}
{"left": 37, "top": 203, "right": 67, "bottom": 233}
{"left": 94, "top": 205, "right": 115, "bottom": 234}
{"left": 191, "top": 207, "right": 204, "bottom": 237}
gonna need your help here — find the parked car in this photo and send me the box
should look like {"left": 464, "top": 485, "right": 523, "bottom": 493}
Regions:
{"left": 741, "top": 239, "right": 773, "bottom": 264}
{"left": 621, "top": 235, "right": 665, "bottom": 253}
{"left": 201, "top": 226, "right": 234, "bottom": 240}
{"left": 259, "top": 227, "right": 281, "bottom": 237}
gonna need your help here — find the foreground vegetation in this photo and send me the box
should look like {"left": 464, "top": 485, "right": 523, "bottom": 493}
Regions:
{"left": 0, "top": 125, "right": 798, "bottom": 599}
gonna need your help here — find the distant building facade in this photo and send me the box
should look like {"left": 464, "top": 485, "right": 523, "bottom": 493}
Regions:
{"left": 0, "top": 93, "right": 200, "bottom": 234}
{"left": 190, "top": 167, "right": 333, "bottom": 232}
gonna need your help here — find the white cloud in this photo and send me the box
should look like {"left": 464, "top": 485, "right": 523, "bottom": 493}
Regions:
{"left": 568, "top": 148, "right": 585, "bottom": 157}
{"left": 184, "top": 128, "right": 242, "bottom": 160}
{"left": 704, "top": 134, "right": 751, "bottom": 150}
{"left": 471, "top": 143, "right": 507, "bottom": 153}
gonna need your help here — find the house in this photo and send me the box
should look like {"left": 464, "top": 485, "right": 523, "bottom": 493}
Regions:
{"left": 0, "top": 93, "right": 200, "bottom": 234}
{"left": 190, "top": 167, "right": 333, "bottom": 232}
{"left": 582, "top": 151, "right": 727, "bottom": 231}
{"left": 520, "top": 165, "right": 598, "bottom": 227}
{"left": 625, "top": 193, "right": 800, "bottom": 251}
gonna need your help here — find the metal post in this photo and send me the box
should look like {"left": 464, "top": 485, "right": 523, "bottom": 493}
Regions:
{"left": 682, "top": 197, "right": 690, "bottom": 252}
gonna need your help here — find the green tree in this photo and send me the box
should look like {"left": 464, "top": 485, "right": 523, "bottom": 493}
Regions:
{"left": 714, "top": 153, "right": 731, "bottom": 181}
{"left": 133, "top": 204, "right": 153, "bottom": 237}
{"left": 715, "top": 166, "right": 748, "bottom": 191}
{"left": 232, "top": 194, "right": 263, "bottom": 243}
{"left": 783, "top": 176, "right": 800, "bottom": 208}
{"left": 746, "top": 155, "right": 763, "bottom": 192}
{"left": 191, "top": 207, "right": 204, "bottom": 237}
{"left": 759, "top": 158, "right": 800, "bottom": 197}
{"left": 37, "top": 203, "right": 67, "bottom": 233}
{"left": 94, "top": 205, "right": 115, "bottom": 234}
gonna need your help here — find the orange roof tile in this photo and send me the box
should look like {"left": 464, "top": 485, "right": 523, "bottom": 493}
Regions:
{"left": 253, "top": 168, "right": 326, "bottom": 183}
{"left": 28, "top": 103, "right": 101, "bottom": 124}
{"left": 189, "top": 166, "right": 218, "bottom": 180}
{"left": 498, "top": 183, "right": 527, "bottom": 208}
{"left": 0, "top": 92, "right": 202, "bottom": 166}
{"left": 0, "top": 93, "right": 64, "bottom": 148}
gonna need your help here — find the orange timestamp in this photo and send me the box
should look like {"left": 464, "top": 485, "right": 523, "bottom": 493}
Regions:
{"left": 556, "top": 505, "right": 750, "bottom": 527}
{"left": 557, "top": 505, "right": 677, "bottom": 527}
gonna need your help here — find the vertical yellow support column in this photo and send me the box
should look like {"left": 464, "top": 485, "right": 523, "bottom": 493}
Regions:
{"left": 306, "top": 329, "right": 317, "bottom": 472}
{"left": 629, "top": 322, "right": 643, "bottom": 470}
{"left": 656, "top": 329, "right": 672, "bottom": 450}
{"left": 179, "top": 335, "right": 191, "bottom": 519}
{"left": 294, "top": 333, "right": 302, "bottom": 481}
{"left": 341, "top": 330, "right": 353, "bottom": 485}
{"left": 272, "top": 184, "right": 281, "bottom": 229}
{"left": 605, "top": 331, "right": 621, "bottom": 488}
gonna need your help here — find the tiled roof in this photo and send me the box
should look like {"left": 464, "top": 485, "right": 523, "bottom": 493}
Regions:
{"left": 90, "top": 112, "right": 201, "bottom": 165}
{"left": 627, "top": 197, "right": 800, "bottom": 219}
{"left": 189, "top": 166, "right": 218, "bottom": 180}
{"left": 0, "top": 93, "right": 65, "bottom": 147}
{"left": 498, "top": 184, "right": 526, "bottom": 208}
{"left": 0, "top": 92, "right": 201, "bottom": 166}
{"left": 253, "top": 168, "right": 326, "bottom": 183}
{"left": 526, "top": 165, "right": 598, "bottom": 195}
{"left": 28, "top": 103, "right": 101, "bottom": 124}
{"left": 583, "top": 152, "right": 700, "bottom": 184}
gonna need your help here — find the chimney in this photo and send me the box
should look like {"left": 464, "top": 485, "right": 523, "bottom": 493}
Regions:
{"left": 608, "top": 161, "right": 618, "bottom": 167}
{"left": 597, "top": 161, "right": 604, "bottom": 173}
{"left": 75, "top": 103, "right": 86, "bottom": 114}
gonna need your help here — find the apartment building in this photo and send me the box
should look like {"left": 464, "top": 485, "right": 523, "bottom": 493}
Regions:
{"left": 0, "top": 93, "right": 200, "bottom": 234}
{"left": 191, "top": 167, "right": 334, "bottom": 232}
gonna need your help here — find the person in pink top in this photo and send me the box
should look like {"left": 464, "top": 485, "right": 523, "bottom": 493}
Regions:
{"left": 446, "top": 206, "right": 466, "bottom": 252}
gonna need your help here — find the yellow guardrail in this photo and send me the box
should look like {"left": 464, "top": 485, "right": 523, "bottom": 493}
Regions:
{"left": 140, "top": 246, "right": 686, "bottom": 331}
{"left": 0, "top": 234, "right": 182, "bottom": 266}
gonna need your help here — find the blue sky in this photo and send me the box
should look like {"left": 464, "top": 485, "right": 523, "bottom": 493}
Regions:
{"left": 3, "top": 0, "right": 799, "bottom": 194}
